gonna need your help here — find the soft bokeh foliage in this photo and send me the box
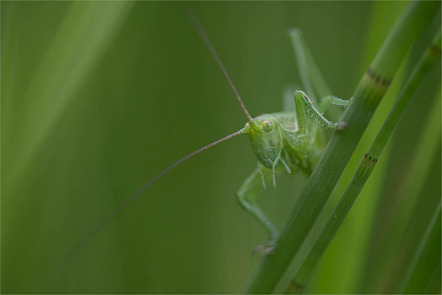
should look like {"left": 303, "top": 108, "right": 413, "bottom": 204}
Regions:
{"left": 2, "top": 2, "right": 440, "bottom": 293}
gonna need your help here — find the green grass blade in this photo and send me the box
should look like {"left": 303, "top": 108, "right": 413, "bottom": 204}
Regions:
{"left": 424, "top": 260, "right": 441, "bottom": 293}
{"left": 313, "top": 3, "right": 409, "bottom": 291}
{"left": 244, "top": 2, "right": 440, "bottom": 293}
{"left": 284, "top": 29, "right": 441, "bottom": 294}
{"left": 8, "top": 2, "right": 132, "bottom": 185}
{"left": 399, "top": 201, "right": 441, "bottom": 293}
{"left": 371, "top": 86, "right": 441, "bottom": 293}
{"left": 370, "top": 32, "right": 441, "bottom": 156}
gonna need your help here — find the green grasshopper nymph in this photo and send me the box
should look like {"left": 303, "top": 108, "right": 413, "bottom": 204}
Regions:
{"left": 65, "top": 13, "right": 350, "bottom": 262}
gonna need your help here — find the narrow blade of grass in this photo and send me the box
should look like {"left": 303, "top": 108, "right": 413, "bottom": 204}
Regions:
{"left": 375, "top": 87, "right": 441, "bottom": 292}
{"left": 398, "top": 201, "right": 441, "bottom": 293}
{"left": 8, "top": 2, "right": 132, "bottom": 186}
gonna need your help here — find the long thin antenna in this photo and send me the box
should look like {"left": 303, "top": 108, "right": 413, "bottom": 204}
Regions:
{"left": 187, "top": 9, "right": 254, "bottom": 122}
{"left": 61, "top": 128, "right": 245, "bottom": 266}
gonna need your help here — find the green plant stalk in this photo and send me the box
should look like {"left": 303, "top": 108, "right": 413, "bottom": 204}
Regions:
{"left": 370, "top": 88, "right": 441, "bottom": 293}
{"left": 284, "top": 29, "right": 441, "bottom": 294}
{"left": 244, "top": 2, "right": 440, "bottom": 293}
{"left": 384, "top": 89, "right": 441, "bottom": 293}
{"left": 398, "top": 201, "right": 441, "bottom": 293}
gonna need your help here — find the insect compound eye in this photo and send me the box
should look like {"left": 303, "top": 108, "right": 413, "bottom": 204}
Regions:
{"left": 263, "top": 120, "right": 273, "bottom": 132}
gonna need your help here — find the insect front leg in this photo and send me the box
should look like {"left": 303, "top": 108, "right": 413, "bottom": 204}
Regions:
{"left": 237, "top": 167, "right": 282, "bottom": 254}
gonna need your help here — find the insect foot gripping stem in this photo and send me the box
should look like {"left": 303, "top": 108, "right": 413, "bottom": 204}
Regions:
{"left": 336, "top": 121, "right": 349, "bottom": 131}
{"left": 252, "top": 239, "right": 278, "bottom": 256}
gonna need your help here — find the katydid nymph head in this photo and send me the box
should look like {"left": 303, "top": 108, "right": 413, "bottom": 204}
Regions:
{"left": 242, "top": 115, "right": 283, "bottom": 170}
{"left": 188, "top": 10, "right": 292, "bottom": 189}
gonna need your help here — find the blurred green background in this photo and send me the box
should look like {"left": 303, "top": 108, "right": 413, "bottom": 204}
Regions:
{"left": 2, "top": 2, "right": 440, "bottom": 294}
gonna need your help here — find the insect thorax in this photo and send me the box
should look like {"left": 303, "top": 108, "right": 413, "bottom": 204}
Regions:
{"left": 271, "top": 112, "right": 318, "bottom": 175}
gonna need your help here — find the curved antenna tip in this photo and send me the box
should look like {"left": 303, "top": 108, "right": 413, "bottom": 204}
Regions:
{"left": 187, "top": 9, "right": 253, "bottom": 122}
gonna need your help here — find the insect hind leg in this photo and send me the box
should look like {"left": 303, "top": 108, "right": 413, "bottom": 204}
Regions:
{"left": 294, "top": 90, "right": 349, "bottom": 132}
